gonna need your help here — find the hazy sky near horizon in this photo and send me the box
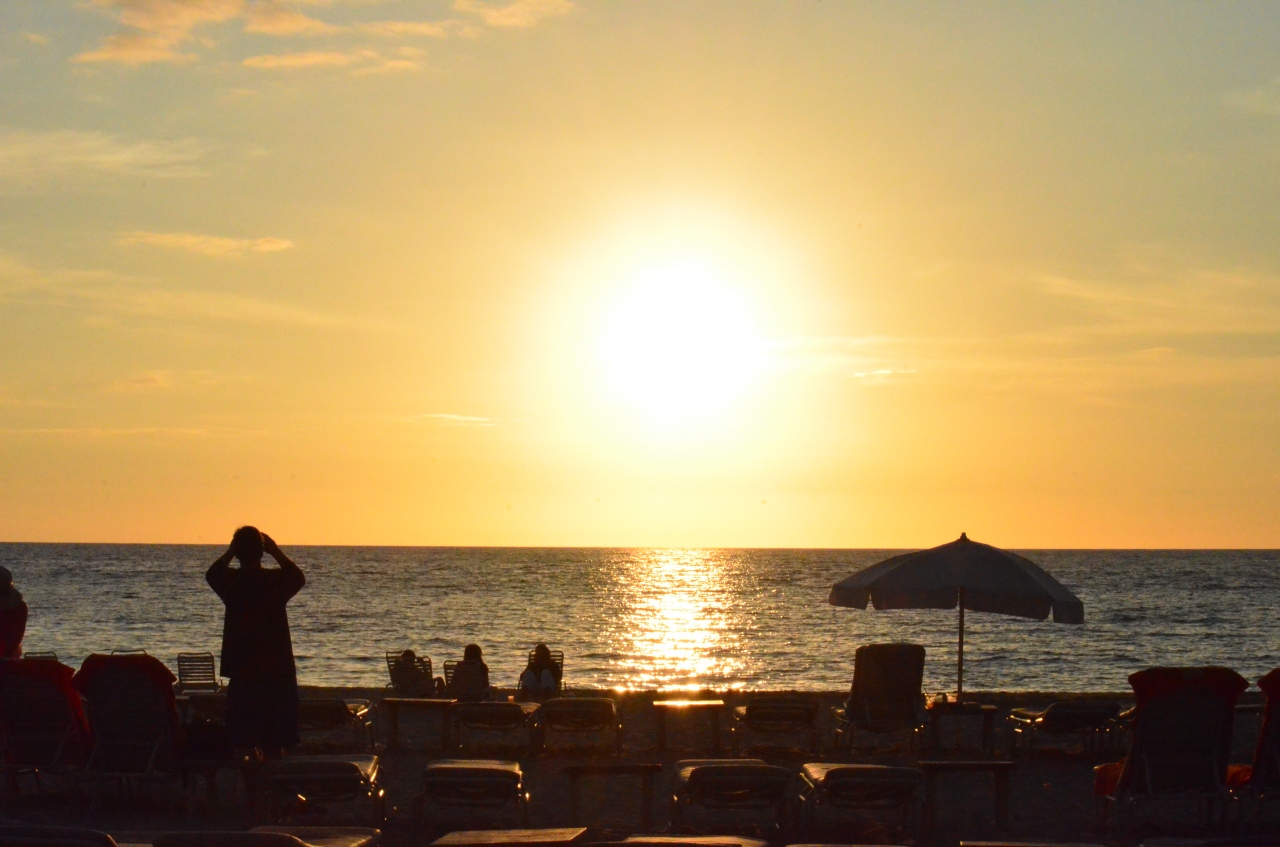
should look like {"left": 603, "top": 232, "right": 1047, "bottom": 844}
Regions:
{"left": 2, "top": 1, "right": 1279, "bottom": 547}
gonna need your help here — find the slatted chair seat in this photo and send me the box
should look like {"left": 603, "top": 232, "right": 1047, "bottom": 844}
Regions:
{"left": 833, "top": 643, "right": 927, "bottom": 750}
{"left": 385, "top": 652, "right": 434, "bottom": 696}
{"left": 175, "top": 653, "right": 221, "bottom": 694}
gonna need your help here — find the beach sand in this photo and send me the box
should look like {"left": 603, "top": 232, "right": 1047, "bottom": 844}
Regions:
{"left": 1, "top": 687, "right": 1269, "bottom": 846}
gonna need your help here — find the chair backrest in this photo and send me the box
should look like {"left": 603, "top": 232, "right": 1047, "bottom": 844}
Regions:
{"left": 540, "top": 697, "right": 616, "bottom": 730}
{"left": 742, "top": 696, "right": 817, "bottom": 726}
{"left": 422, "top": 760, "right": 523, "bottom": 807}
{"left": 386, "top": 652, "right": 433, "bottom": 695}
{"left": 0, "top": 659, "right": 91, "bottom": 770}
{"left": 1040, "top": 701, "right": 1120, "bottom": 733}
{"left": 298, "top": 698, "right": 354, "bottom": 730}
{"left": 1250, "top": 668, "right": 1280, "bottom": 788}
{"left": 0, "top": 826, "right": 118, "bottom": 847}
{"left": 849, "top": 643, "right": 925, "bottom": 729}
{"left": 175, "top": 653, "right": 219, "bottom": 692}
{"left": 73, "top": 654, "right": 179, "bottom": 775}
{"left": 1118, "top": 666, "right": 1248, "bottom": 797}
{"left": 155, "top": 834, "right": 307, "bottom": 847}
{"left": 453, "top": 702, "right": 526, "bottom": 729}
{"left": 447, "top": 661, "right": 490, "bottom": 702}
{"left": 684, "top": 764, "right": 792, "bottom": 808}
{"left": 526, "top": 649, "right": 565, "bottom": 687}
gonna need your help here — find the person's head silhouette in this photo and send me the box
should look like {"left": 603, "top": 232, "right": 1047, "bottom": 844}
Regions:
{"left": 533, "top": 643, "right": 552, "bottom": 667}
{"left": 232, "top": 526, "right": 265, "bottom": 568}
{"left": 463, "top": 643, "right": 483, "bottom": 663}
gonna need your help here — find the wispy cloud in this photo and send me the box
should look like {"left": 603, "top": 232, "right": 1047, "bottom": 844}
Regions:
{"left": 74, "top": 0, "right": 244, "bottom": 65}
{"left": 105, "top": 370, "right": 174, "bottom": 393}
{"left": 244, "top": 47, "right": 420, "bottom": 74}
{"left": 421, "top": 413, "right": 496, "bottom": 427}
{"left": 359, "top": 20, "right": 457, "bottom": 39}
{"left": 244, "top": 1, "right": 340, "bottom": 36}
{"left": 0, "top": 129, "right": 208, "bottom": 192}
{"left": 120, "top": 230, "right": 295, "bottom": 257}
{"left": 20, "top": 32, "right": 50, "bottom": 45}
{"left": 453, "top": 0, "right": 572, "bottom": 28}
{"left": 1224, "top": 78, "right": 1280, "bottom": 117}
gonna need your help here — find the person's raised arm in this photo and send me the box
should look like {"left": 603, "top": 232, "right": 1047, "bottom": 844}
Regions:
{"left": 206, "top": 542, "right": 236, "bottom": 597}
{"left": 263, "top": 533, "right": 305, "bottom": 595}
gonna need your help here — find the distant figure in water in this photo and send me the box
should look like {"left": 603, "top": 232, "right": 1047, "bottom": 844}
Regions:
{"left": 519, "top": 643, "right": 560, "bottom": 702}
{"left": 206, "top": 526, "right": 305, "bottom": 759}
{"left": 0, "top": 567, "right": 27, "bottom": 659}
{"left": 450, "top": 643, "right": 492, "bottom": 702}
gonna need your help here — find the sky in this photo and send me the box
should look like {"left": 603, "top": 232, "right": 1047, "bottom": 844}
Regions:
{"left": 1, "top": 1, "right": 1279, "bottom": 548}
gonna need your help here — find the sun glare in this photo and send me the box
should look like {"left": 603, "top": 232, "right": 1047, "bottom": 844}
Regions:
{"left": 596, "top": 255, "right": 766, "bottom": 432}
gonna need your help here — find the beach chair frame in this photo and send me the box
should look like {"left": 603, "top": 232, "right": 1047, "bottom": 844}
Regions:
{"left": 1006, "top": 701, "right": 1120, "bottom": 759}
{"left": 523, "top": 650, "right": 565, "bottom": 693}
{"left": 385, "top": 651, "right": 434, "bottom": 695}
{"left": 451, "top": 702, "right": 531, "bottom": 755}
{"left": 670, "top": 760, "right": 792, "bottom": 837}
{"left": 793, "top": 763, "right": 921, "bottom": 840}
{"left": 298, "top": 700, "right": 374, "bottom": 752}
{"left": 831, "top": 643, "right": 927, "bottom": 752}
{"left": 730, "top": 697, "right": 819, "bottom": 756}
{"left": 259, "top": 754, "right": 386, "bottom": 827}
{"left": 417, "top": 760, "right": 529, "bottom": 832}
{"left": 175, "top": 653, "right": 221, "bottom": 694}
{"left": 533, "top": 698, "right": 620, "bottom": 756}
{"left": 0, "top": 659, "right": 91, "bottom": 794}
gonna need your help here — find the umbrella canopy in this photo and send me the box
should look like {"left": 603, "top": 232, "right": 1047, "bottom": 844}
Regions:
{"left": 829, "top": 533, "right": 1083, "bottom": 696}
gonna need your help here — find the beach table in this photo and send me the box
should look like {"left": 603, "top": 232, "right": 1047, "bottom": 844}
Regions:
{"left": 562, "top": 762, "right": 663, "bottom": 832}
{"left": 382, "top": 697, "right": 456, "bottom": 751}
{"left": 653, "top": 700, "right": 725, "bottom": 753}
{"left": 918, "top": 760, "right": 1016, "bottom": 831}
{"left": 431, "top": 828, "right": 587, "bottom": 847}
{"left": 927, "top": 698, "right": 999, "bottom": 754}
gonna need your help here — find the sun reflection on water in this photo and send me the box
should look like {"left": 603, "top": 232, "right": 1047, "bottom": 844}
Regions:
{"left": 613, "top": 549, "right": 745, "bottom": 691}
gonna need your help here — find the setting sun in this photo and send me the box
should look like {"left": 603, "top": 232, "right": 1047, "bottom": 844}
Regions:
{"left": 595, "top": 256, "right": 766, "bottom": 433}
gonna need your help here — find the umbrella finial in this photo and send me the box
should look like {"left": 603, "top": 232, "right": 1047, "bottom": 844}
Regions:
{"left": 960, "top": 532, "right": 968, "bottom": 541}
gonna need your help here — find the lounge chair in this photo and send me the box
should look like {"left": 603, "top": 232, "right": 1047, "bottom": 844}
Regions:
{"left": 430, "top": 830, "right": 586, "bottom": 847}
{"left": 298, "top": 700, "right": 373, "bottom": 752}
{"left": 0, "top": 657, "right": 92, "bottom": 792}
{"left": 523, "top": 649, "right": 566, "bottom": 693}
{"left": 1226, "top": 668, "right": 1280, "bottom": 824}
{"left": 0, "top": 826, "right": 117, "bottom": 847}
{"left": 533, "top": 698, "right": 620, "bottom": 755}
{"left": 1006, "top": 701, "right": 1121, "bottom": 758}
{"left": 259, "top": 755, "right": 386, "bottom": 826}
{"left": 451, "top": 702, "right": 530, "bottom": 755}
{"left": 619, "top": 839, "right": 768, "bottom": 847}
{"left": 793, "top": 763, "right": 921, "bottom": 839}
{"left": 385, "top": 651, "right": 435, "bottom": 697}
{"left": 417, "top": 759, "right": 529, "bottom": 831}
{"left": 831, "top": 643, "right": 927, "bottom": 751}
{"left": 175, "top": 653, "right": 221, "bottom": 694}
{"left": 730, "top": 697, "right": 819, "bottom": 756}
{"left": 153, "top": 827, "right": 380, "bottom": 847}
{"left": 670, "top": 759, "right": 793, "bottom": 837}
{"left": 72, "top": 653, "right": 182, "bottom": 791}
{"left": 1094, "top": 666, "right": 1249, "bottom": 832}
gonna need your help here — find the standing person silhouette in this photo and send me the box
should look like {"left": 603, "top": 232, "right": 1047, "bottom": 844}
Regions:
{"left": 206, "top": 526, "right": 305, "bottom": 759}
{"left": 0, "top": 567, "right": 27, "bottom": 659}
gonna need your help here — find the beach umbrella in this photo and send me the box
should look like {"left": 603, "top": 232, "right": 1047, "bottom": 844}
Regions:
{"left": 828, "top": 533, "right": 1084, "bottom": 698}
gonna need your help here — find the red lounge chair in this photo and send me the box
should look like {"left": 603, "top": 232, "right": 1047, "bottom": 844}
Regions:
{"left": 73, "top": 653, "right": 182, "bottom": 790}
{"left": 0, "top": 658, "right": 92, "bottom": 791}
{"left": 1226, "top": 668, "right": 1280, "bottom": 824}
{"left": 1093, "top": 666, "right": 1248, "bottom": 832}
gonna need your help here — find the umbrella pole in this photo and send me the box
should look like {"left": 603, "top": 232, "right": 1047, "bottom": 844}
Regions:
{"left": 957, "top": 587, "right": 965, "bottom": 701}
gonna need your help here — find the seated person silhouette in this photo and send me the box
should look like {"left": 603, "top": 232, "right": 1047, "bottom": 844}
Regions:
{"left": 390, "top": 649, "right": 436, "bottom": 697}
{"left": 449, "top": 643, "right": 492, "bottom": 702}
{"left": 519, "top": 643, "right": 561, "bottom": 702}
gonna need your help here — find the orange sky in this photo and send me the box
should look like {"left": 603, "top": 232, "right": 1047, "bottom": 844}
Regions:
{"left": 1, "top": 1, "right": 1278, "bottom": 547}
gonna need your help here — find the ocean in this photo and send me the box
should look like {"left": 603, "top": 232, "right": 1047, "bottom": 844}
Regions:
{"left": 2, "top": 544, "right": 1276, "bottom": 692}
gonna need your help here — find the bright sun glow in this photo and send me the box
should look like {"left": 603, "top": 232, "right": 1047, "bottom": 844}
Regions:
{"left": 596, "top": 255, "right": 766, "bottom": 432}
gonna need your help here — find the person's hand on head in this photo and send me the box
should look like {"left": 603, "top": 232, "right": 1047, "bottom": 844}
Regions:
{"left": 262, "top": 533, "right": 282, "bottom": 558}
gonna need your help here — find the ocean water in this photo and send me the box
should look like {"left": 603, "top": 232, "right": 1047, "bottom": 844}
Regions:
{"left": 1, "top": 544, "right": 1276, "bottom": 693}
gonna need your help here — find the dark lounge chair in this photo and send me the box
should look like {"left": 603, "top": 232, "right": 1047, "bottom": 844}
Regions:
{"left": 451, "top": 702, "right": 530, "bottom": 755}
{"left": 793, "top": 763, "right": 922, "bottom": 839}
{"left": 417, "top": 759, "right": 529, "bottom": 831}
{"left": 175, "top": 653, "right": 221, "bottom": 694}
{"left": 259, "top": 755, "right": 386, "bottom": 826}
{"left": 0, "top": 658, "right": 92, "bottom": 792}
{"left": 72, "top": 653, "right": 182, "bottom": 793}
{"left": 153, "top": 827, "right": 380, "bottom": 847}
{"left": 386, "top": 651, "right": 435, "bottom": 697}
{"left": 670, "top": 759, "right": 792, "bottom": 837}
{"left": 444, "top": 662, "right": 492, "bottom": 703}
{"left": 0, "top": 826, "right": 117, "bottom": 847}
{"left": 298, "top": 699, "right": 374, "bottom": 752}
{"left": 1226, "top": 668, "right": 1280, "bottom": 824}
{"left": 533, "top": 698, "right": 620, "bottom": 755}
{"left": 831, "top": 643, "right": 927, "bottom": 751}
{"left": 1094, "top": 666, "right": 1248, "bottom": 832}
{"left": 1006, "top": 701, "right": 1121, "bottom": 758}
{"left": 730, "top": 697, "right": 819, "bottom": 756}
{"left": 522, "top": 649, "right": 565, "bottom": 693}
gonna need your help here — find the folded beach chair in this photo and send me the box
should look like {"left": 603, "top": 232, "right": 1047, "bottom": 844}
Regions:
{"left": 451, "top": 702, "right": 531, "bottom": 755}
{"left": 417, "top": 759, "right": 529, "bottom": 831}
{"left": 72, "top": 653, "right": 182, "bottom": 793}
{"left": 533, "top": 698, "right": 620, "bottom": 755}
{"left": 0, "top": 658, "right": 92, "bottom": 792}
{"left": 1006, "top": 701, "right": 1121, "bottom": 758}
{"left": 1094, "top": 666, "right": 1248, "bottom": 832}
{"left": 1226, "top": 668, "right": 1280, "bottom": 824}
{"left": 0, "top": 825, "right": 118, "bottom": 847}
{"left": 670, "top": 759, "right": 793, "bottom": 837}
{"left": 730, "top": 697, "right": 819, "bottom": 756}
{"left": 298, "top": 700, "right": 373, "bottom": 752}
{"left": 259, "top": 754, "right": 386, "bottom": 826}
{"left": 385, "top": 651, "right": 434, "bottom": 696}
{"left": 793, "top": 763, "right": 922, "bottom": 839}
{"left": 831, "top": 643, "right": 927, "bottom": 751}
{"left": 175, "top": 653, "right": 221, "bottom": 694}
{"left": 153, "top": 826, "right": 381, "bottom": 847}
{"left": 523, "top": 649, "right": 566, "bottom": 693}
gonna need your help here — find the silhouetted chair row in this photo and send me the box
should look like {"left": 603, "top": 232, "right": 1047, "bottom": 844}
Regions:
{"left": 0, "top": 825, "right": 382, "bottom": 847}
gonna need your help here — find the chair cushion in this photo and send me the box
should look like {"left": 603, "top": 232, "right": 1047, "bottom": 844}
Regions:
{"left": 252, "top": 827, "right": 379, "bottom": 847}
{"left": 424, "top": 760, "right": 523, "bottom": 781}
{"left": 265, "top": 755, "right": 379, "bottom": 781}
{"left": 155, "top": 834, "right": 306, "bottom": 847}
{"left": 801, "top": 763, "right": 921, "bottom": 784}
